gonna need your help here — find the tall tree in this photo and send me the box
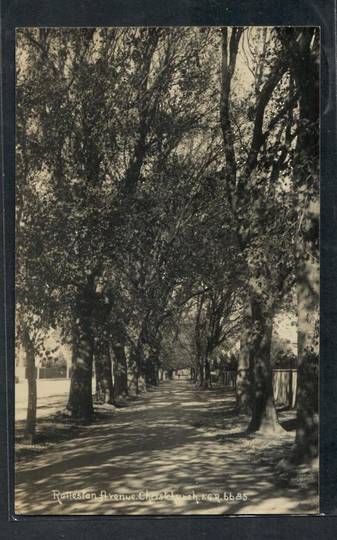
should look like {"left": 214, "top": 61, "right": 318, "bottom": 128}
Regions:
{"left": 219, "top": 28, "right": 298, "bottom": 434}
{"left": 277, "top": 28, "right": 319, "bottom": 461}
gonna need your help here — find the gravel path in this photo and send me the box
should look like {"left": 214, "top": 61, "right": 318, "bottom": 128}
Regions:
{"left": 15, "top": 379, "right": 318, "bottom": 515}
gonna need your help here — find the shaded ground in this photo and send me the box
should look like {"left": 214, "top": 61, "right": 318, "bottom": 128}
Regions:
{"left": 15, "top": 379, "right": 318, "bottom": 515}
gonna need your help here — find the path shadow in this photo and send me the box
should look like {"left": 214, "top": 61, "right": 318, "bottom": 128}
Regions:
{"left": 15, "top": 380, "right": 317, "bottom": 516}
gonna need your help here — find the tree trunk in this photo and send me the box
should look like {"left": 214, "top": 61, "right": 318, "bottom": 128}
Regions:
{"left": 66, "top": 285, "right": 95, "bottom": 420}
{"left": 145, "top": 354, "right": 158, "bottom": 387}
{"left": 198, "top": 357, "right": 204, "bottom": 387}
{"left": 203, "top": 354, "right": 212, "bottom": 389}
{"left": 236, "top": 300, "right": 252, "bottom": 413}
{"left": 67, "top": 327, "right": 94, "bottom": 419}
{"left": 22, "top": 329, "right": 37, "bottom": 444}
{"left": 191, "top": 366, "right": 197, "bottom": 382}
{"left": 293, "top": 271, "right": 319, "bottom": 461}
{"left": 295, "top": 49, "right": 319, "bottom": 461}
{"left": 279, "top": 28, "right": 319, "bottom": 462}
{"left": 248, "top": 297, "right": 282, "bottom": 435}
{"left": 129, "top": 342, "right": 141, "bottom": 395}
{"left": 135, "top": 343, "right": 142, "bottom": 395}
{"left": 294, "top": 195, "right": 319, "bottom": 460}
{"left": 112, "top": 344, "right": 128, "bottom": 398}
{"left": 95, "top": 340, "right": 114, "bottom": 404}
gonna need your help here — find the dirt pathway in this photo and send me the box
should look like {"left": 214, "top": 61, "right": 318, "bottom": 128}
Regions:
{"left": 15, "top": 379, "right": 317, "bottom": 515}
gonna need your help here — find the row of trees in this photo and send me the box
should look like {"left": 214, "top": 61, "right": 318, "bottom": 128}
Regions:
{"left": 16, "top": 27, "right": 319, "bottom": 463}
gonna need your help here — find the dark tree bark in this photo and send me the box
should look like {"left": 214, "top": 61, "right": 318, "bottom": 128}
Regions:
{"left": 95, "top": 340, "right": 114, "bottom": 404}
{"left": 236, "top": 300, "right": 252, "bottom": 413}
{"left": 293, "top": 56, "right": 319, "bottom": 461}
{"left": 220, "top": 29, "right": 288, "bottom": 435}
{"left": 195, "top": 295, "right": 207, "bottom": 388}
{"left": 197, "top": 355, "right": 205, "bottom": 388}
{"left": 22, "top": 327, "right": 37, "bottom": 444}
{"left": 248, "top": 295, "right": 282, "bottom": 435}
{"left": 144, "top": 351, "right": 159, "bottom": 387}
{"left": 202, "top": 337, "right": 214, "bottom": 389}
{"left": 112, "top": 343, "right": 128, "bottom": 398}
{"left": 66, "top": 281, "right": 96, "bottom": 420}
{"left": 277, "top": 28, "right": 319, "bottom": 462}
{"left": 204, "top": 354, "right": 212, "bottom": 389}
{"left": 128, "top": 341, "right": 142, "bottom": 395}
{"left": 67, "top": 326, "right": 94, "bottom": 419}
{"left": 220, "top": 28, "right": 243, "bottom": 198}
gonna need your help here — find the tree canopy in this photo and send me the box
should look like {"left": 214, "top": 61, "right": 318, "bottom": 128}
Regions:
{"left": 16, "top": 27, "right": 319, "bottom": 463}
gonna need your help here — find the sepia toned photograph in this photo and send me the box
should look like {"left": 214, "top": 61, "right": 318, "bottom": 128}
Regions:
{"left": 15, "top": 26, "right": 319, "bottom": 515}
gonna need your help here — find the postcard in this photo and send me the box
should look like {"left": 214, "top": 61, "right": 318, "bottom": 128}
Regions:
{"left": 14, "top": 26, "right": 319, "bottom": 515}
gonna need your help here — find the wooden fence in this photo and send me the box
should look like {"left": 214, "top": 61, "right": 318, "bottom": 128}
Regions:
{"left": 272, "top": 369, "right": 297, "bottom": 409}
{"left": 215, "top": 369, "right": 297, "bottom": 409}
{"left": 19, "top": 365, "right": 297, "bottom": 408}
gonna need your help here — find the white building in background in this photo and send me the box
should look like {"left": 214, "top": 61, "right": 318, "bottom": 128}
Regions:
{"left": 16, "top": 328, "right": 72, "bottom": 381}
{"left": 273, "top": 312, "right": 297, "bottom": 354}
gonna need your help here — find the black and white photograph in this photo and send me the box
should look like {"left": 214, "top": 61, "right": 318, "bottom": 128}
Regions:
{"left": 15, "top": 26, "right": 319, "bottom": 515}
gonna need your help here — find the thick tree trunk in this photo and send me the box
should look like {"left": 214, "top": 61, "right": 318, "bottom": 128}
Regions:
{"left": 275, "top": 28, "right": 319, "bottom": 461}
{"left": 95, "top": 340, "right": 114, "bottom": 404}
{"left": 67, "top": 327, "right": 94, "bottom": 419}
{"left": 112, "top": 344, "right": 128, "bottom": 398}
{"left": 282, "top": 28, "right": 319, "bottom": 462}
{"left": 236, "top": 300, "right": 252, "bottom": 413}
{"left": 293, "top": 269, "right": 319, "bottom": 461}
{"left": 66, "top": 285, "right": 95, "bottom": 420}
{"left": 248, "top": 297, "right": 282, "bottom": 435}
{"left": 294, "top": 182, "right": 319, "bottom": 461}
{"left": 22, "top": 329, "right": 37, "bottom": 444}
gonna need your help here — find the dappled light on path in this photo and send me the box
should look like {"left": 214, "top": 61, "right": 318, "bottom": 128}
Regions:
{"left": 15, "top": 380, "right": 317, "bottom": 515}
